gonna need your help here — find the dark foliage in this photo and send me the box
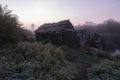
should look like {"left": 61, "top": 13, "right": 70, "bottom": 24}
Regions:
{"left": 0, "top": 5, "right": 23, "bottom": 44}
{"left": 87, "top": 59, "right": 120, "bottom": 80}
{"left": 0, "top": 42, "right": 79, "bottom": 80}
{"left": 77, "top": 19, "right": 120, "bottom": 34}
{"left": 0, "top": 5, "right": 36, "bottom": 45}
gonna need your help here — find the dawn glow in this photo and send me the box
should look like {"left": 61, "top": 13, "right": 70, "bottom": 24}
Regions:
{"left": 1, "top": 0, "right": 120, "bottom": 28}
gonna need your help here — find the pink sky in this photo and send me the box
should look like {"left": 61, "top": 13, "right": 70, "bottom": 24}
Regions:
{"left": 1, "top": 0, "right": 120, "bottom": 29}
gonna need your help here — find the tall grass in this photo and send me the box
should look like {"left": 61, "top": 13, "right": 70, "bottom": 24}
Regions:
{"left": 0, "top": 42, "right": 79, "bottom": 80}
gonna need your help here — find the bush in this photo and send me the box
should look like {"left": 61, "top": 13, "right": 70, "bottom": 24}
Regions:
{"left": 87, "top": 59, "right": 120, "bottom": 80}
{"left": 0, "top": 42, "right": 79, "bottom": 80}
{"left": 0, "top": 5, "right": 22, "bottom": 44}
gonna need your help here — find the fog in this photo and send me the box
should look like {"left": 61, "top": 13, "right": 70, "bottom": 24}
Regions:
{"left": 76, "top": 19, "right": 120, "bottom": 52}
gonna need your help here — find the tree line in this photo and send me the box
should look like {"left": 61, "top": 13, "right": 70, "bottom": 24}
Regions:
{"left": 77, "top": 19, "right": 120, "bottom": 34}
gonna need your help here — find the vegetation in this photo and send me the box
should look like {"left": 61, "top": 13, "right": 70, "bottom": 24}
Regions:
{"left": 0, "top": 42, "right": 79, "bottom": 80}
{"left": 0, "top": 4, "right": 120, "bottom": 80}
{"left": 0, "top": 41, "right": 120, "bottom": 80}
{"left": 87, "top": 59, "right": 120, "bottom": 80}
{"left": 0, "top": 5, "right": 21, "bottom": 44}
{"left": 77, "top": 19, "right": 120, "bottom": 34}
{"left": 0, "top": 5, "right": 35, "bottom": 44}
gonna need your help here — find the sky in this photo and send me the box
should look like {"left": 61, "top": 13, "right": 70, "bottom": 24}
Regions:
{"left": 1, "top": 0, "right": 120, "bottom": 29}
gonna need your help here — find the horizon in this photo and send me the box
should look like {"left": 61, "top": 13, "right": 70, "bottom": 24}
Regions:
{"left": 1, "top": 0, "right": 120, "bottom": 29}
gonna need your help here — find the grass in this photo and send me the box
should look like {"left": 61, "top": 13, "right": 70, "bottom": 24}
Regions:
{"left": 0, "top": 42, "right": 120, "bottom": 80}
{"left": 87, "top": 59, "right": 120, "bottom": 80}
{"left": 0, "top": 42, "right": 80, "bottom": 80}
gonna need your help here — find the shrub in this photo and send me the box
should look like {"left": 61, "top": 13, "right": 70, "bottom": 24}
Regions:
{"left": 18, "top": 28, "right": 36, "bottom": 42}
{"left": 0, "top": 5, "right": 23, "bottom": 44}
{"left": 87, "top": 59, "right": 120, "bottom": 80}
{"left": 0, "top": 42, "right": 79, "bottom": 80}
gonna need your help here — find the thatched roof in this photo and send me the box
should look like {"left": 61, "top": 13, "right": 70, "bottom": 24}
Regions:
{"left": 35, "top": 20, "right": 74, "bottom": 33}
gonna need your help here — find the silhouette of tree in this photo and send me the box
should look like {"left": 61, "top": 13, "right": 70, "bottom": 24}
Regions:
{"left": 0, "top": 5, "right": 22, "bottom": 44}
{"left": 77, "top": 19, "right": 120, "bottom": 33}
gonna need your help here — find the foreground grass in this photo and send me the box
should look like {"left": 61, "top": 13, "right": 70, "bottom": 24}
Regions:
{"left": 0, "top": 42, "right": 120, "bottom": 80}
{"left": 0, "top": 42, "right": 79, "bottom": 80}
{"left": 87, "top": 59, "right": 120, "bottom": 80}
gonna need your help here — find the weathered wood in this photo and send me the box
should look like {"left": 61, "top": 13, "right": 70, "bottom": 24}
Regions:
{"left": 35, "top": 20, "right": 105, "bottom": 50}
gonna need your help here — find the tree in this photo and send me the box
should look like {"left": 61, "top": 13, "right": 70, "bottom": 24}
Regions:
{"left": 0, "top": 5, "right": 22, "bottom": 44}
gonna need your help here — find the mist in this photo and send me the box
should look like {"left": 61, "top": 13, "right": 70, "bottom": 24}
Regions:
{"left": 76, "top": 19, "right": 120, "bottom": 51}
